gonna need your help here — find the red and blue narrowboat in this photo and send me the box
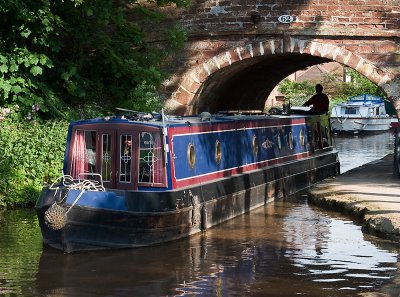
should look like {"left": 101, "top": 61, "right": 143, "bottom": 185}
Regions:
{"left": 35, "top": 109, "right": 339, "bottom": 253}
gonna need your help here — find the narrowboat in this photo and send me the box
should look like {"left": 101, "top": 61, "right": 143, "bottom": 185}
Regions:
{"left": 330, "top": 94, "right": 391, "bottom": 134}
{"left": 35, "top": 109, "right": 339, "bottom": 253}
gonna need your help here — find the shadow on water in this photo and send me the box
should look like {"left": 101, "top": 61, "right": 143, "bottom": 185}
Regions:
{"left": 1, "top": 131, "right": 400, "bottom": 297}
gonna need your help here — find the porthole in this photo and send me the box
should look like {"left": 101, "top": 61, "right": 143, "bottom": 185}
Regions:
{"left": 299, "top": 129, "right": 305, "bottom": 147}
{"left": 288, "top": 131, "right": 294, "bottom": 150}
{"left": 187, "top": 143, "right": 196, "bottom": 169}
{"left": 215, "top": 140, "right": 222, "bottom": 163}
{"left": 252, "top": 135, "right": 258, "bottom": 156}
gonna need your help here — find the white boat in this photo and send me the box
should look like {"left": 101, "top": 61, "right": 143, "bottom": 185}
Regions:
{"left": 330, "top": 94, "right": 391, "bottom": 134}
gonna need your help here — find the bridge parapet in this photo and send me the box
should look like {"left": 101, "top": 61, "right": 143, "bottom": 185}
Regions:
{"left": 178, "top": 0, "right": 399, "bottom": 38}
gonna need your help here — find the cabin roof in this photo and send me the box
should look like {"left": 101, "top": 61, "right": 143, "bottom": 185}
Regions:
{"left": 348, "top": 94, "right": 385, "bottom": 104}
{"left": 70, "top": 111, "right": 312, "bottom": 128}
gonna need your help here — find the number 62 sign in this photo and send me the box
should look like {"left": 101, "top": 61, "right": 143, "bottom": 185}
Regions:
{"left": 278, "top": 15, "right": 295, "bottom": 23}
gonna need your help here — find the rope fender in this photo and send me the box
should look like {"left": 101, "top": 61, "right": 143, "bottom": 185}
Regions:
{"left": 44, "top": 175, "right": 105, "bottom": 230}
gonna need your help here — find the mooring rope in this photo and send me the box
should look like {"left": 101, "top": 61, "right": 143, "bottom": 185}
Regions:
{"left": 44, "top": 174, "right": 105, "bottom": 230}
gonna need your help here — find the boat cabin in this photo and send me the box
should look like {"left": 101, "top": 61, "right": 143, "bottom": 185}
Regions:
{"left": 65, "top": 119, "right": 166, "bottom": 191}
{"left": 64, "top": 111, "right": 333, "bottom": 192}
{"left": 331, "top": 94, "right": 388, "bottom": 118}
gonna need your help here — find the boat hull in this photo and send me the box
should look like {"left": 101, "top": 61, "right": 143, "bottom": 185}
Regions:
{"left": 330, "top": 117, "right": 391, "bottom": 133}
{"left": 35, "top": 149, "right": 339, "bottom": 253}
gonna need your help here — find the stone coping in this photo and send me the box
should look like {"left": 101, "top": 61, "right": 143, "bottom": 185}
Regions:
{"left": 308, "top": 153, "right": 400, "bottom": 242}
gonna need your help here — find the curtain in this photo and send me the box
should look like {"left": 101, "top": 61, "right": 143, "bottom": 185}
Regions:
{"left": 70, "top": 130, "right": 88, "bottom": 178}
{"left": 152, "top": 133, "right": 164, "bottom": 184}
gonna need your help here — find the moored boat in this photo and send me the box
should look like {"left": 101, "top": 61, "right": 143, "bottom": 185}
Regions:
{"left": 35, "top": 109, "right": 339, "bottom": 253}
{"left": 330, "top": 94, "right": 391, "bottom": 134}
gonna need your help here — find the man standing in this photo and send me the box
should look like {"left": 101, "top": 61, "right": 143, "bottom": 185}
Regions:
{"left": 302, "top": 84, "right": 329, "bottom": 114}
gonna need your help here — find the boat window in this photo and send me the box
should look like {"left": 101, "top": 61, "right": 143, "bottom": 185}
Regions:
{"left": 215, "top": 140, "right": 222, "bottom": 163}
{"left": 345, "top": 107, "right": 357, "bottom": 115}
{"left": 188, "top": 143, "right": 196, "bottom": 169}
{"left": 69, "top": 130, "right": 97, "bottom": 178}
{"left": 119, "top": 135, "right": 132, "bottom": 183}
{"left": 252, "top": 135, "right": 258, "bottom": 156}
{"left": 101, "top": 134, "right": 112, "bottom": 182}
{"left": 138, "top": 132, "right": 165, "bottom": 184}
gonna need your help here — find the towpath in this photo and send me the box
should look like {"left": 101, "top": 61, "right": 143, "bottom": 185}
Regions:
{"left": 308, "top": 153, "right": 400, "bottom": 242}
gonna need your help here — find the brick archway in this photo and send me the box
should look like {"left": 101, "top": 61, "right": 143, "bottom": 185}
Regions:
{"left": 165, "top": 37, "right": 398, "bottom": 116}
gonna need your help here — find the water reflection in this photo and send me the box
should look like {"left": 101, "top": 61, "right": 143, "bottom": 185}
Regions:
{"left": 33, "top": 200, "right": 399, "bottom": 297}
{"left": 283, "top": 199, "right": 398, "bottom": 290}
{"left": 0, "top": 133, "right": 400, "bottom": 297}
{"left": 168, "top": 198, "right": 400, "bottom": 297}
{"left": 0, "top": 209, "right": 42, "bottom": 296}
{"left": 334, "top": 131, "right": 394, "bottom": 173}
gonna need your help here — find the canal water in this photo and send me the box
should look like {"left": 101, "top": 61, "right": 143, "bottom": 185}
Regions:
{"left": 1, "top": 131, "right": 399, "bottom": 297}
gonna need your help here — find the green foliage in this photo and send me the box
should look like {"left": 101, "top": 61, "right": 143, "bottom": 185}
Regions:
{"left": 328, "top": 68, "right": 385, "bottom": 103}
{"left": 123, "top": 81, "right": 164, "bottom": 112}
{"left": 277, "top": 80, "right": 315, "bottom": 106}
{"left": 0, "top": 1, "right": 68, "bottom": 119}
{"left": 0, "top": 0, "right": 188, "bottom": 120}
{"left": 0, "top": 0, "right": 187, "bottom": 206}
{"left": 0, "top": 120, "right": 68, "bottom": 208}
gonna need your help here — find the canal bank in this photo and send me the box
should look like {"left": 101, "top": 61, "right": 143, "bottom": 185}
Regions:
{"left": 308, "top": 153, "right": 400, "bottom": 242}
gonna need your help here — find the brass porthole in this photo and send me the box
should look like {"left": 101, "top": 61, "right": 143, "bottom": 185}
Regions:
{"left": 299, "top": 129, "right": 305, "bottom": 147}
{"left": 252, "top": 135, "right": 258, "bottom": 156}
{"left": 187, "top": 143, "right": 196, "bottom": 169}
{"left": 288, "top": 131, "right": 294, "bottom": 150}
{"left": 215, "top": 140, "right": 222, "bottom": 164}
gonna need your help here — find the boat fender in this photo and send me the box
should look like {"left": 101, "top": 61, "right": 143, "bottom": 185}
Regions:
{"left": 189, "top": 190, "right": 201, "bottom": 226}
{"left": 44, "top": 190, "right": 86, "bottom": 230}
{"left": 201, "top": 204, "right": 207, "bottom": 230}
{"left": 44, "top": 202, "right": 67, "bottom": 230}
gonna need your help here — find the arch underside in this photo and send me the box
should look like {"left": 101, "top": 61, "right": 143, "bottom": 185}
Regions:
{"left": 193, "top": 53, "right": 331, "bottom": 113}
{"left": 168, "top": 38, "right": 398, "bottom": 116}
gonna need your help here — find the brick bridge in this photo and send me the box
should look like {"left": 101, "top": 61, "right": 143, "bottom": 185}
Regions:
{"left": 160, "top": 0, "right": 399, "bottom": 116}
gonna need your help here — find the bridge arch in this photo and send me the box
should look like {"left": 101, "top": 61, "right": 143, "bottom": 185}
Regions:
{"left": 166, "top": 37, "right": 398, "bottom": 116}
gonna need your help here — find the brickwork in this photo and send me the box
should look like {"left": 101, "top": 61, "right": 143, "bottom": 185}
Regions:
{"left": 161, "top": 1, "right": 400, "bottom": 116}
{"left": 179, "top": 0, "right": 399, "bottom": 35}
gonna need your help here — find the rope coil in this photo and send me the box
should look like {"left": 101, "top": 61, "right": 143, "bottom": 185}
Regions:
{"left": 44, "top": 174, "right": 105, "bottom": 230}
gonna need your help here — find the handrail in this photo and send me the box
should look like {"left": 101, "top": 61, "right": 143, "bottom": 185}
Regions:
{"left": 78, "top": 173, "right": 103, "bottom": 187}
